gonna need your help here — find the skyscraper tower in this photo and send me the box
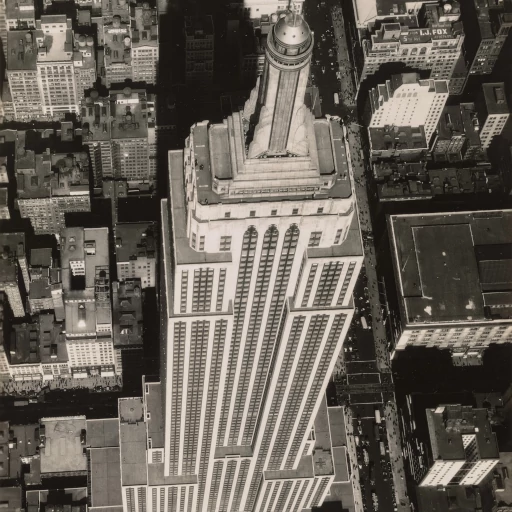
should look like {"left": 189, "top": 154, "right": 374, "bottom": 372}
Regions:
{"left": 247, "top": 12, "right": 313, "bottom": 157}
{"left": 158, "top": 12, "right": 363, "bottom": 512}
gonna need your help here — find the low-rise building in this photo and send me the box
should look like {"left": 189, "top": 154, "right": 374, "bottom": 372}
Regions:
{"left": 369, "top": 73, "right": 449, "bottom": 159}
{"left": 115, "top": 222, "right": 157, "bottom": 288}
{"left": 420, "top": 405, "right": 499, "bottom": 487}
{"left": 388, "top": 209, "right": 512, "bottom": 359}
{"left": 242, "top": 0, "right": 303, "bottom": 18}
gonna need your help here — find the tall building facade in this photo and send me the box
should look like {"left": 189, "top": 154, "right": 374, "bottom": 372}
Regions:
{"left": 479, "top": 82, "right": 510, "bottom": 149}
{"left": 0, "top": 233, "right": 28, "bottom": 318}
{"left": 368, "top": 73, "right": 449, "bottom": 158}
{"left": 159, "top": 13, "right": 363, "bottom": 512}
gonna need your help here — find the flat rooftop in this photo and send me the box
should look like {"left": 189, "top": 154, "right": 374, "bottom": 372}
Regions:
{"left": 81, "top": 95, "right": 111, "bottom": 142}
{"left": 426, "top": 405, "right": 498, "bottom": 461}
{"left": 115, "top": 222, "right": 156, "bottom": 263}
{"left": 389, "top": 210, "right": 512, "bottom": 325}
{"left": 86, "top": 418, "right": 120, "bottom": 448}
{"left": 482, "top": 83, "right": 510, "bottom": 116}
{"left": 90, "top": 447, "right": 122, "bottom": 508}
{"left": 40, "top": 417, "right": 88, "bottom": 474}
{"left": 119, "top": 397, "right": 147, "bottom": 486}
{"left": 7, "top": 30, "right": 37, "bottom": 71}
{"left": 110, "top": 90, "right": 148, "bottom": 140}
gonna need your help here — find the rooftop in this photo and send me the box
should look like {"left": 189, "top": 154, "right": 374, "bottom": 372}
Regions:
{"left": 131, "top": 2, "right": 158, "bottom": 46}
{"left": 115, "top": 222, "right": 156, "bottom": 263}
{"left": 90, "top": 447, "right": 122, "bottom": 508}
{"left": 86, "top": 418, "right": 120, "bottom": 448}
{"left": 6, "top": 0, "right": 35, "bottom": 20}
{"left": 7, "top": 30, "right": 38, "bottom": 71}
{"left": 389, "top": 210, "right": 512, "bottom": 325}
{"left": 7, "top": 423, "right": 40, "bottom": 480}
{"left": 185, "top": 15, "right": 214, "bottom": 38}
{"left": 112, "top": 279, "right": 143, "bottom": 348}
{"left": 16, "top": 150, "right": 89, "bottom": 200}
{"left": 31, "top": 248, "right": 52, "bottom": 268}
{"left": 370, "top": 74, "right": 448, "bottom": 130}
{"left": 426, "top": 405, "right": 498, "bottom": 461}
{"left": 482, "top": 82, "right": 510, "bottom": 116}
{"left": 36, "top": 16, "right": 74, "bottom": 63}
{"left": 104, "top": 17, "right": 131, "bottom": 66}
{"left": 81, "top": 91, "right": 111, "bottom": 142}
{"left": 110, "top": 88, "right": 149, "bottom": 140}
{"left": 0, "top": 487, "right": 22, "bottom": 512}
{"left": 119, "top": 397, "right": 147, "bottom": 486}
{"left": 0, "top": 232, "right": 25, "bottom": 285}
{"left": 40, "top": 417, "right": 88, "bottom": 474}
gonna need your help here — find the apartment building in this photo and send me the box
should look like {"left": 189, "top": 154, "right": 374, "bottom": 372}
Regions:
{"left": 420, "top": 405, "right": 499, "bottom": 487}
{"left": 111, "top": 87, "right": 156, "bottom": 189}
{"left": 61, "top": 227, "right": 116, "bottom": 378}
{"left": 467, "top": 0, "right": 512, "bottom": 75}
{"left": 478, "top": 82, "right": 510, "bottom": 150}
{"left": 368, "top": 73, "right": 449, "bottom": 158}
{"left": 0, "top": 233, "right": 29, "bottom": 318}
{"left": 389, "top": 209, "right": 512, "bottom": 360}
{"left": 130, "top": 1, "right": 159, "bottom": 84}
{"left": 115, "top": 222, "right": 157, "bottom": 288}
{"left": 360, "top": 2, "right": 467, "bottom": 94}
{"left": 16, "top": 142, "right": 91, "bottom": 236}
{"left": 103, "top": 15, "right": 132, "bottom": 86}
{"left": 81, "top": 89, "right": 113, "bottom": 187}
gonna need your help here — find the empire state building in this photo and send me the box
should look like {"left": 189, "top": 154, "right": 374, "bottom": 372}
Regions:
{"left": 159, "top": 12, "right": 363, "bottom": 512}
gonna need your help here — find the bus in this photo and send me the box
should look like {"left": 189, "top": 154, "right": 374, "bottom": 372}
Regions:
{"left": 375, "top": 408, "right": 382, "bottom": 424}
{"left": 334, "top": 92, "right": 340, "bottom": 105}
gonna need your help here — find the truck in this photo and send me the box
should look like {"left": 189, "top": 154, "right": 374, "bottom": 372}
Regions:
{"left": 375, "top": 408, "right": 382, "bottom": 424}
{"left": 380, "top": 441, "right": 386, "bottom": 456}
{"left": 361, "top": 316, "right": 368, "bottom": 329}
{"left": 334, "top": 92, "right": 340, "bottom": 105}
{"left": 14, "top": 400, "right": 29, "bottom": 407}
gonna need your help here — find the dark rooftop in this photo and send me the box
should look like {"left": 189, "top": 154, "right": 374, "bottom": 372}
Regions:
{"left": 390, "top": 210, "right": 512, "bottom": 325}
{"left": 112, "top": 279, "right": 143, "bottom": 348}
{"left": 115, "top": 222, "right": 156, "bottom": 263}
{"left": 482, "top": 83, "right": 510, "bottom": 116}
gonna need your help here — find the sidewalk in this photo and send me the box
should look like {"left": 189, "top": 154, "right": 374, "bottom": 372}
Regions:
{"left": 1, "top": 374, "right": 123, "bottom": 397}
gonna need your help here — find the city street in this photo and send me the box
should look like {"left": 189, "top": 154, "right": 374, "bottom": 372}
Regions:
{"left": 303, "top": 0, "right": 410, "bottom": 510}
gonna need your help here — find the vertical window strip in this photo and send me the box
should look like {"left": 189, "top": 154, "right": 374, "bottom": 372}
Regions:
{"left": 337, "top": 262, "right": 357, "bottom": 305}
{"left": 301, "top": 264, "right": 318, "bottom": 307}
{"left": 180, "top": 271, "right": 188, "bottom": 314}
{"left": 313, "top": 262, "right": 343, "bottom": 307}
{"left": 216, "top": 269, "right": 226, "bottom": 311}
{"left": 242, "top": 224, "right": 299, "bottom": 445}
{"left": 218, "top": 227, "right": 258, "bottom": 446}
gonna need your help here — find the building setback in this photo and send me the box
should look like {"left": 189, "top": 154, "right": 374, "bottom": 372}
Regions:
{"left": 389, "top": 209, "right": 512, "bottom": 360}
{"left": 157, "top": 13, "right": 364, "bottom": 512}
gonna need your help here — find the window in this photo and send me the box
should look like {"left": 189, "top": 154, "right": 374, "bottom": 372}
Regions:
{"left": 317, "top": 207, "right": 324, "bottom": 214}
{"left": 250, "top": 210, "right": 256, "bottom": 217}
{"left": 224, "top": 211, "right": 231, "bottom": 218}
{"left": 191, "top": 232, "right": 197, "bottom": 249}
{"left": 334, "top": 229, "right": 343, "bottom": 244}
{"left": 271, "top": 209, "right": 277, "bottom": 216}
{"left": 219, "top": 236, "right": 232, "bottom": 251}
{"left": 309, "top": 231, "right": 322, "bottom": 247}
{"left": 292, "top": 208, "right": 299, "bottom": 215}
{"left": 199, "top": 236, "right": 205, "bottom": 251}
